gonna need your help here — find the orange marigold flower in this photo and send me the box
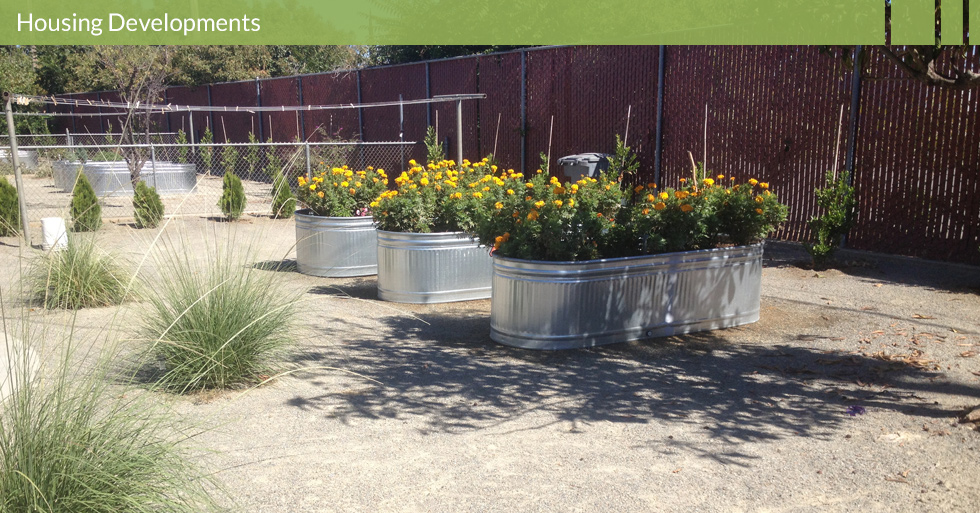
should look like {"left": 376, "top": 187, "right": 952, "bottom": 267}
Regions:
{"left": 749, "top": 178, "right": 759, "bottom": 186}
{"left": 755, "top": 208, "right": 764, "bottom": 214}
{"left": 680, "top": 203, "right": 694, "bottom": 212}
{"left": 641, "top": 208, "right": 650, "bottom": 215}
{"left": 527, "top": 210, "right": 539, "bottom": 221}
{"left": 760, "top": 182, "right": 769, "bottom": 189}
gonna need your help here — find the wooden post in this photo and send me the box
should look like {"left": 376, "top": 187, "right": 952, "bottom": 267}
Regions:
{"left": 4, "top": 93, "right": 32, "bottom": 244}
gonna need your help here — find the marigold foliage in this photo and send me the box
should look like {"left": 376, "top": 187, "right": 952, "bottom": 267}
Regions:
{"left": 296, "top": 164, "right": 387, "bottom": 217}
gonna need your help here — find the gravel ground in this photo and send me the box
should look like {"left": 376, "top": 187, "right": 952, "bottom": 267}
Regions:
{"left": 2, "top": 216, "right": 978, "bottom": 512}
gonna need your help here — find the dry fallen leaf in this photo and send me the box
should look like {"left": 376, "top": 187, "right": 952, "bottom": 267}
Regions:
{"left": 959, "top": 351, "right": 977, "bottom": 358}
{"left": 672, "top": 468, "right": 682, "bottom": 474}
{"left": 912, "top": 314, "right": 936, "bottom": 319}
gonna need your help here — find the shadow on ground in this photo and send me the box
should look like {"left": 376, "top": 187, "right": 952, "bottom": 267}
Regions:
{"left": 284, "top": 306, "right": 978, "bottom": 456}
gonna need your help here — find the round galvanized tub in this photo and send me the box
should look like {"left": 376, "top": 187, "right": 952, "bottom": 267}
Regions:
{"left": 295, "top": 210, "right": 378, "bottom": 277}
{"left": 52, "top": 161, "right": 83, "bottom": 190}
{"left": 0, "top": 149, "right": 38, "bottom": 170}
{"left": 77, "top": 161, "right": 197, "bottom": 196}
{"left": 490, "top": 244, "right": 763, "bottom": 350}
{"left": 376, "top": 230, "right": 493, "bottom": 304}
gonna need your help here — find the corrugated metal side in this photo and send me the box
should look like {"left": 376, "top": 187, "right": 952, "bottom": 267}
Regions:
{"left": 295, "top": 211, "right": 378, "bottom": 277}
{"left": 490, "top": 245, "right": 762, "bottom": 350}
{"left": 376, "top": 231, "right": 493, "bottom": 303}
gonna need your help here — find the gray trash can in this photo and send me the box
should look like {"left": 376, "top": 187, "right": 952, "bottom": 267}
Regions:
{"left": 558, "top": 153, "right": 611, "bottom": 180}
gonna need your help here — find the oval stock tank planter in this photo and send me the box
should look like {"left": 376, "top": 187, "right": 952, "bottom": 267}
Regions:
{"left": 52, "top": 161, "right": 82, "bottom": 190}
{"left": 490, "top": 244, "right": 763, "bottom": 350}
{"left": 78, "top": 161, "right": 197, "bottom": 196}
{"left": 0, "top": 149, "right": 38, "bottom": 170}
{"left": 295, "top": 210, "right": 378, "bottom": 277}
{"left": 376, "top": 231, "right": 493, "bottom": 304}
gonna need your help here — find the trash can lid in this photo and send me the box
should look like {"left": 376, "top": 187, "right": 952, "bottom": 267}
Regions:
{"left": 558, "top": 153, "right": 611, "bottom": 165}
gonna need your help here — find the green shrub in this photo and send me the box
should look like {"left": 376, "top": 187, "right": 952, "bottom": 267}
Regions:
{"left": 175, "top": 129, "right": 189, "bottom": 163}
{"left": 244, "top": 132, "right": 260, "bottom": 175}
{"left": 133, "top": 181, "right": 165, "bottom": 229}
{"left": 199, "top": 126, "right": 214, "bottom": 173}
{"left": 27, "top": 234, "right": 129, "bottom": 309}
{"left": 0, "top": 176, "right": 20, "bottom": 236}
{"left": 70, "top": 172, "right": 102, "bottom": 232}
{"left": 143, "top": 238, "right": 300, "bottom": 392}
{"left": 271, "top": 170, "right": 296, "bottom": 219}
{"left": 806, "top": 170, "right": 857, "bottom": 268}
{"left": 218, "top": 170, "right": 246, "bottom": 221}
{"left": 0, "top": 332, "right": 221, "bottom": 512}
{"left": 220, "top": 144, "right": 238, "bottom": 175}
{"left": 424, "top": 125, "right": 444, "bottom": 164}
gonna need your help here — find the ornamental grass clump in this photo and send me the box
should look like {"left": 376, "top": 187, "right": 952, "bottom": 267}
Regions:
{"left": 0, "top": 176, "right": 19, "bottom": 236}
{"left": 296, "top": 163, "right": 388, "bottom": 217}
{"left": 27, "top": 234, "right": 129, "bottom": 309}
{"left": 371, "top": 158, "right": 497, "bottom": 233}
{"left": 143, "top": 233, "right": 300, "bottom": 392}
{"left": 271, "top": 169, "right": 296, "bottom": 219}
{"left": 0, "top": 332, "right": 222, "bottom": 513}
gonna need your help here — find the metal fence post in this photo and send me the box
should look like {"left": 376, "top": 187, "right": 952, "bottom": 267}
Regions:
{"left": 520, "top": 50, "right": 527, "bottom": 173}
{"left": 4, "top": 93, "right": 32, "bottom": 245}
{"left": 150, "top": 143, "right": 158, "bottom": 189}
{"left": 305, "top": 142, "right": 312, "bottom": 180}
{"left": 653, "top": 45, "right": 666, "bottom": 187}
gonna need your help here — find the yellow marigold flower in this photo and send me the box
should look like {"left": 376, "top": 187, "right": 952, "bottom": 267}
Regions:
{"left": 409, "top": 159, "right": 417, "bottom": 166}
{"left": 317, "top": 191, "right": 324, "bottom": 198}
{"left": 570, "top": 184, "right": 579, "bottom": 193}
{"left": 749, "top": 178, "right": 759, "bottom": 186}
{"left": 604, "top": 185, "right": 611, "bottom": 190}
{"left": 370, "top": 201, "right": 379, "bottom": 208}
{"left": 764, "top": 190, "right": 772, "bottom": 196}
{"left": 680, "top": 203, "right": 694, "bottom": 213}
{"left": 717, "top": 174, "right": 724, "bottom": 180}
{"left": 760, "top": 182, "right": 769, "bottom": 189}
{"left": 451, "top": 192, "right": 463, "bottom": 200}
{"left": 483, "top": 186, "right": 490, "bottom": 192}
{"left": 506, "top": 189, "right": 515, "bottom": 195}
{"left": 534, "top": 200, "right": 545, "bottom": 208}
{"left": 409, "top": 184, "right": 417, "bottom": 190}
{"left": 344, "top": 170, "right": 353, "bottom": 178}
{"left": 679, "top": 178, "right": 687, "bottom": 183}
{"left": 298, "top": 177, "right": 307, "bottom": 186}
{"left": 526, "top": 182, "right": 534, "bottom": 189}
{"left": 473, "top": 192, "right": 484, "bottom": 199}
{"left": 642, "top": 208, "right": 650, "bottom": 215}
{"left": 494, "top": 202, "right": 504, "bottom": 209}
{"left": 309, "top": 184, "right": 317, "bottom": 191}
{"left": 703, "top": 178, "right": 715, "bottom": 186}
{"left": 341, "top": 181, "right": 349, "bottom": 187}
{"left": 755, "top": 196, "right": 764, "bottom": 203}
{"left": 420, "top": 178, "right": 429, "bottom": 186}
{"left": 491, "top": 165, "right": 498, "bottom": 172}
{"left": 373, "top": 178, "right": 379, "bottom": 183}
{"left": 554, "top": 200, "right": 563, "bottom": 207}
{"left": 755, "top": 208, "right": 764, "bottom": 214}
{"left": 654, "top": 202, "right": 666, "bottom": 211}
{"left": 646, "top": 193, "right": 656, "bottom": 202}
{"left": 333, "top": 182, "right": 338, "bottom": 187}
{"left": 675, "top": 190, "right": 690, "bottom": 200}
{"left": 660, "top": 192, "right": 669, "bottom": 200}
{"left": 527, "top": 210, "right": 539, "bottom": 220}
{"left": 567, "top": 199, "right": 575, "bottom": 208}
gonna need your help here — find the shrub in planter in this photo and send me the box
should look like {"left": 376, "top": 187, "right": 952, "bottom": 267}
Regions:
{"left": 218, "top": 170, "right": 246, "bottom": 220}
{"left": 70, "top": 172, "right": 102, "bottom": 232}
{"left": 133, "top": 181, "right": 165, "bottom": 229}
{"left": 0, "top": 176, "right": 19, "bottom": 236}
{"left": 297, "top": 164, "right": 388, "bottom": 217}
{"left": 271, "top": 169, "right": 296, "bottom": 219}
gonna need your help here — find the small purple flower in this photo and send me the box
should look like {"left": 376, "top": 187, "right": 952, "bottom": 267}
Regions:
{"left": 846, "top": 405, "right": 866, "bottom": 416}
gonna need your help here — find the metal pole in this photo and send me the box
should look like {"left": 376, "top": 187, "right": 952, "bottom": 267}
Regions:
{"left": 653, "top": 45, "right": 665, "bottom": 186}
{"left": 399, "top": 94, "right": 405, "bottom": 170}
{"left": 456, "top": 99, "right": 463, "bottom": 165}
{"left": 188, "top": 113, "right": 196, "bottom": 155}
{"left": 255, "top": 78, "right": 263, "bottom": 143}
{"left": 297, "top": 77, "right": 307, "bottom": 141}
{"left": 304, "top": 142, "right": 311, "bottom": 181}
{"left": 4, "top": 93, "right": 32, "bottom": 244}
{"left": 150, "top": 144, "right": 158, "bottom": 189}
{"left": 844, "top": 45, "right": 862, "bottom": 181}
{"left": 520, "top": 50, "right": 527, "bottom": 173}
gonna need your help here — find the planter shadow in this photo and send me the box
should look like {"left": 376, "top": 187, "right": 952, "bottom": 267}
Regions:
{"left": 283, "top": 307, "right": 966, "bottom": 455}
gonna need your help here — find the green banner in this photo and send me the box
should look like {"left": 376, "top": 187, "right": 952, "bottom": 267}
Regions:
{"left": 1, "top": 0, "right": 888, "bottom": 44}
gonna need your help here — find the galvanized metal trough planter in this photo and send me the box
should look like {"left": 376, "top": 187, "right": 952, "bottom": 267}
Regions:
{"left": 0, "top": 149, "right": 38, "bottom": 170}
{"left": 295, "top": 210, "right": 378, "bottom": 277}
{"left": 69, "top": 161, "right": 198, "bottom": 196}
{"left": 490, "top": 244, "right": 763, "bottom": 350}
{"left": 376, "top": 230, "right": 493, "bottom": 304}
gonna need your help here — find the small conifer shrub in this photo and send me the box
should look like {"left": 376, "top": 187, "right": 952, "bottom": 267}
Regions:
{"left": 0, "top": 176, "right": 20, "bottom": 236}
{"left": 133, "top": 181, "right": 165, "bottom": 229}
{"left": 71, "top": 173, "right": 102, "bottom": 232}
{"left": 271, "top": 170, "right": 296, "bottom": 219}
{"left": 218, "top": 170, "right": 246, "bottom": 221}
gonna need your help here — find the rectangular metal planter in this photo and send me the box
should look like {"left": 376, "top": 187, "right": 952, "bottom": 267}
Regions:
{"left": 295, "top": 210, "right": 378, "bottom": 277}
{"left": 490, "top": 244, "right": 763, "bottom": 350}
{"left": 376, "top": 230, "right": 493, "bottom": 304}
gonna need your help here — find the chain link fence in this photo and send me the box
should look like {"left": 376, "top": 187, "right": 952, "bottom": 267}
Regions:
{"left": 4, "top": 140, "right": 419, "bottom": 222}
